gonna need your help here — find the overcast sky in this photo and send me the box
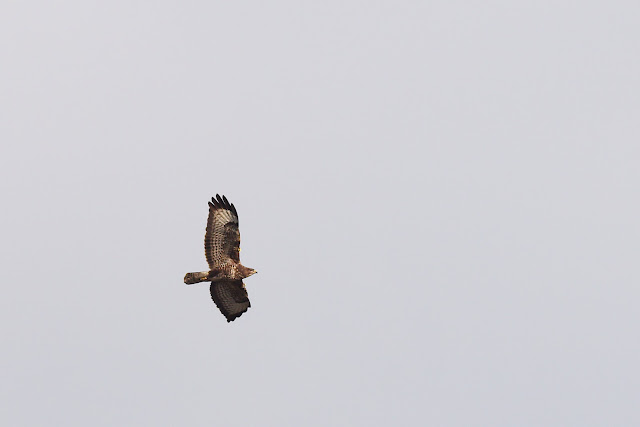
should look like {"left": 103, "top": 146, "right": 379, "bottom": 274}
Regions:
{"left": 1, "top": 1, "right": 639, "bottom": 426}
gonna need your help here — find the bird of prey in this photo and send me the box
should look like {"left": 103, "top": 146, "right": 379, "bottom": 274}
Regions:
{"left": 184, "top": 195, "right": 257, "bottom": 322}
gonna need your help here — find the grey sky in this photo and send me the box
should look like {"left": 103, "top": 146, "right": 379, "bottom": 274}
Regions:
{"left": 1, "top": 1, "right": 639, "bottom": 426}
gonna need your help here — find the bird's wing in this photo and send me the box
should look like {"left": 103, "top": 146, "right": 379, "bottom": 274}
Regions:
{"left": 210, "top": 280, "right": 250, "bottom": 322}
{"left": 205, "top": 194, "right": 240, "bottom": 269}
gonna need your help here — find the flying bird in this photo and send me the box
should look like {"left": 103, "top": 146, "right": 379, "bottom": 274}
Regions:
{"left": 184, "top": 195, "right": 257, "bottom": 322}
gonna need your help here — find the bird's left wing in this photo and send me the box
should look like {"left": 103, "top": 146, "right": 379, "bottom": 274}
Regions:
{"left": 210, "top": 280, "right": 251, "bottom": 322}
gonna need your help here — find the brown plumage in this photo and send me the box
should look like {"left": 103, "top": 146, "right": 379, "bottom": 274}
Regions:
{"left": 184, "top": 194, "right": 257, "bottom": 322}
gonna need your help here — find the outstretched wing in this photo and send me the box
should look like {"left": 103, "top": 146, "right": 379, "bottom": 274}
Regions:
{"left": 205, "top": 194, "right": 240, "bottom": 269}
{"left": 210, "top": 280, "right": 251, "bottom": 322}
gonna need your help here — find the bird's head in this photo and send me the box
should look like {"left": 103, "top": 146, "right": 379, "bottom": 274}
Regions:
{"left": 240, "top": 265, "right": 258, "bottom": 278}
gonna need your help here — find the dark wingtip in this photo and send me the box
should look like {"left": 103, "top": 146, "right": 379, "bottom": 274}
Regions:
{"left": 225, "top": 311, "right": 246, "bottom": 322}
{"left": 210, "top": 195, "right": 226, "bottom": 209}
{"left": 208, "top": 194, "right": 238, "bottom": 222}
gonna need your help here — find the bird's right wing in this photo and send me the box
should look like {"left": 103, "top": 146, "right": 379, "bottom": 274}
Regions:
{"left": 205, "top": 194, "right": 240, "bottom": 269}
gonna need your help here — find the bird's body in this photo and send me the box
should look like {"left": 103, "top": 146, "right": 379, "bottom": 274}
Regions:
{"left": 184, "top": 194, "right": 257, "bottom": 322}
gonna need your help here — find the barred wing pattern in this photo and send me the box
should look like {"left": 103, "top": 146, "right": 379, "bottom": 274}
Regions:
{"left": 205, "top": 195, "right": 240, "bottom": 268}
{"left": 210, "top": 280, "right": 251, "bottom": 322}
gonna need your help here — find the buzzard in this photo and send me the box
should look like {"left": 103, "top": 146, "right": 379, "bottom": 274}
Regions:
{"left": 184, "top": 194, "right": 257, "bottom": 322}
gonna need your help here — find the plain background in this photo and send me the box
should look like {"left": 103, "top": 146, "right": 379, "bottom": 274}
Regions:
{"left": 1, "top": 1, "right": 639, "bottom": 426}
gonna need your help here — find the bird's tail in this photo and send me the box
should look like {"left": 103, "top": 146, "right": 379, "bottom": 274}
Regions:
{"left": 184, "top": 271, "right": 209, "bottom": 285}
